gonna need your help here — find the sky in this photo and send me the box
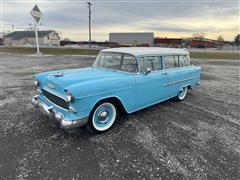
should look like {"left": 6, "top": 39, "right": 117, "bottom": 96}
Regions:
{"left": 1, "top": 0, "right": 239, "bottom": 41}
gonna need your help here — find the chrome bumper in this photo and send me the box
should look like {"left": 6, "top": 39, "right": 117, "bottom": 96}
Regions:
{"left": 32, "top": 95, "right": 88, "bottom": 129}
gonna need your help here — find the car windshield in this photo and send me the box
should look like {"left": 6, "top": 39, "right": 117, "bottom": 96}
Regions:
{"left": 93, "top": 52, "right": 138, "bottom": 73}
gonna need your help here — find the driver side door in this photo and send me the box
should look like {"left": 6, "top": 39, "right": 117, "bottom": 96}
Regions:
{"left": 135, "top": 56, "right": 170, "bottom": 109}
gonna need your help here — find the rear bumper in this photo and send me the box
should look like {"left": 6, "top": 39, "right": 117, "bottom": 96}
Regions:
{"left": 32, "top": 95, "right": 88, "bottom": 129}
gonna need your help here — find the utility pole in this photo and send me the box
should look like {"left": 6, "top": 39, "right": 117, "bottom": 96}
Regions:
{"left": 11, "top": 24, "right": 14, "bottom": 32}
{"left": 87, "top": 2, "right": 92, "bottom": 48}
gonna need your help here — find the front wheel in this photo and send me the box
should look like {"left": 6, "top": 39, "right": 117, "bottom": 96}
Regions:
{"left": 176, "top": 86, "right": 188, "bottom": 101}
{"left": 87, "top": 101, "right": 118, "bottom": 134}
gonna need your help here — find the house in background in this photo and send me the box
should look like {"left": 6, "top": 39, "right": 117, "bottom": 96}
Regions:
{"left": 3, "top": 31, "right": 60, "bottom": 47}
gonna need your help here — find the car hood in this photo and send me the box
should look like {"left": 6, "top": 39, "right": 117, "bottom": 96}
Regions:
{"left": 39, "top": 67, "right": 132, "bottom": 94}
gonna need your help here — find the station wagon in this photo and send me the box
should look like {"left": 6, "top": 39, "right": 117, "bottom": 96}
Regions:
{"left": 32, "top": 47, "right": 201, "bottom": 133}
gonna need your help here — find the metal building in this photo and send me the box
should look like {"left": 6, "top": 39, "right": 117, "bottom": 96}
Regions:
{"left": 109, "top": 32, "right": 154, "bottom": 46}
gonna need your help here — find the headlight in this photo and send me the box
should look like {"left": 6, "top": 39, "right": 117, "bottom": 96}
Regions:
{"left": 65, "top": 92, "right": 74, "bottom": 102}
{"left": 34, "top": 78, "right": 40, "bottom": 86}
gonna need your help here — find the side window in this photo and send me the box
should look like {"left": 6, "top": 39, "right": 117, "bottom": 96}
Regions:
{"left": 140, "top": 56, "right": 161, "bottom": 72}
{"left": 121, "top": 54, "right": 138, "bottom": 73}
{"left": 164, "top": 56, "right": 178, "bottom": 69}
{"left": 179, "top": 55, "right": 190, "bottom": 67}
{"left": 179, "top": 56, "right": 187, "bottom": 67}
{"left": 152, "top": 57, "right": 161, "bottom": 71}
{"left": 104, "top": 54, "right": 121, "bottom": 68}
{"left": 186, "top": 55, "right": 191, "bottom": 66}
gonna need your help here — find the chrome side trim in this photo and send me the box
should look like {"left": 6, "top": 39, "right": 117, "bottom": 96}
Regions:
{"left": 163, "top": 76, "right": 199, "bottom": 87}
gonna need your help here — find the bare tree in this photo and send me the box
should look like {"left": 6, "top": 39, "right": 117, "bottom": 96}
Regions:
{"left": 192, "top": 32, "right": 206, "bottom": 48}
{"left": 234, "top": 34, "right": 240, "bottom": 46}
{"left": 192, "top": 32, "right": 206, "bottom": 40}
{"left": 217, "top": 35, "right": 224, "bottom": 49}
{"left": 217, "top": 35, "right": 224, "bottom": 42}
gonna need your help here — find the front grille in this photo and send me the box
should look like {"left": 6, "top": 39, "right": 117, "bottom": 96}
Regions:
{"left": 42, "top": 89, "right": 69, "bottom": 110}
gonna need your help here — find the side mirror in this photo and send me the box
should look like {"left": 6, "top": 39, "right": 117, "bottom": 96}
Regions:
{"left": 144, "top": 68, "right": 151, "bottom": 75}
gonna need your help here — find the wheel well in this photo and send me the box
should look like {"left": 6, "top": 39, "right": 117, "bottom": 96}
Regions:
{"left": 187, "top": 85, "right": 192, "bottom": 90}
{"left": 93, "top": 97, "right": 127, "bottom": 115}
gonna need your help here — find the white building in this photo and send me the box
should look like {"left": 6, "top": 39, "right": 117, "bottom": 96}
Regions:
{"left": 109, "top": 32, "right": 154, "bottom": 46}
{"left": 3, "top": 31, "right": 60, "bottom": 47}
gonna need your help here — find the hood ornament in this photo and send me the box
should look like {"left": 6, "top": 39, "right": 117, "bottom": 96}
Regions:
{"left": 49, "top": 72, "right": 64, "bottom": 77}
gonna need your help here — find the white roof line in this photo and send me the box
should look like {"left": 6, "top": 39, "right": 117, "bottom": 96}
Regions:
{"left": 101, "top": 47, "right": 189, "bottom": 57}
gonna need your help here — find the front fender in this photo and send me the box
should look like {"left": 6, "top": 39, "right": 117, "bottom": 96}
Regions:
{"left": 65, "top": 76, "right": 136, "bottom": 116}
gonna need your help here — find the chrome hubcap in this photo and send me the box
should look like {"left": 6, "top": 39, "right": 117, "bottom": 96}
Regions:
{"left": 92, "top": 102, "right": 116, "bottom": 131}
{"left": 98, "top": 110, "right": 109, "bottom": 122}
{"left": 178, "top": 87, "right": 187, "bottom": 99}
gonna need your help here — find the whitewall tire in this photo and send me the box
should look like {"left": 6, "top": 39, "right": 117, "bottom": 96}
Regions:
{"left": 87, "top": 101, "right": 118, "bottom": 134}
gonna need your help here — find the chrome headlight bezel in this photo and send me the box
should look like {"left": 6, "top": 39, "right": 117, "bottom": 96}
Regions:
{"left": 33, "top": 78, "right": 40, "bottom": 87}
{"left": 65, "top": 92, "right": 74, "bottom": 103}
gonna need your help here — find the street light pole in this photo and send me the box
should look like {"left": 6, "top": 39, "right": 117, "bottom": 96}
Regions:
{"left": 87, "top": 2, "right": 92, "bottom": 48}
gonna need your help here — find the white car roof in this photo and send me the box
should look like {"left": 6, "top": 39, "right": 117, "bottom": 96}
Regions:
{"left": 101, "top": 47, "right": 189, "bottom": 57}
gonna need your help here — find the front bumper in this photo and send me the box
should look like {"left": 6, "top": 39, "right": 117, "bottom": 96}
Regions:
{"left": 32, "top": 95, "right": 88, "bottom": 129}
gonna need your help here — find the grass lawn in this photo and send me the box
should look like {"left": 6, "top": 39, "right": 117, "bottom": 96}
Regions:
{"left": 0, "top": 47, "right": 239, "bottom": 60}
{"left": 190, "top": 52, "right": 239, "bottom": 60}
{"left": 0, "top": 47, "right": 100, "bottom": 56}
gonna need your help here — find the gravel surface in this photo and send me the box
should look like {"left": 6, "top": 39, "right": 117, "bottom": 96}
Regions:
{"left": 0, "top": 53, "right": 239, "bottom": 180}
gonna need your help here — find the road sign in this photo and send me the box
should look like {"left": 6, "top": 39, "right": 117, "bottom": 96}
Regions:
{"left": 30, "top": 4, "right": 43, "bottom": 23}
{"left": 30, "top": 4, "right": 43, "bottom": 56}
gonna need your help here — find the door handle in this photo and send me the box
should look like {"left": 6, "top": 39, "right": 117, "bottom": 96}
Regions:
{"left": 161, "top": 72, "right": 167, "bottom": 75}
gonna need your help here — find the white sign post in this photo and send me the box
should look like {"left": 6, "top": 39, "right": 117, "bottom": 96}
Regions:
{"left": 30, "top": 5, "right": 43, "bottom": 56}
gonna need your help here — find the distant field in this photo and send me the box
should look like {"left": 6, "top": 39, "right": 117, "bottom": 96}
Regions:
{"left": 0, "top": 47, "right": 239, "bottom": 60}
{"left": 0, "top": 47, "right": 100, "bottom": 56}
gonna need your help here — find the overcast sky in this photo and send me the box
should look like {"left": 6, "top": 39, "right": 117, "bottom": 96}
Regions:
{"left": 1, "top": 0, "right": 239, "bottom": 41}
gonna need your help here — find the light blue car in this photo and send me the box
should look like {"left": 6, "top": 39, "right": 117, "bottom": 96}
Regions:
{"left": 32, "top": 47, "right": 201, "bottom": 133}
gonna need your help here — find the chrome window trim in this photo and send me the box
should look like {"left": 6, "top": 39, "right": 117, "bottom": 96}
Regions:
{"left": 137, "top": 55, "right": 163, "bottom": 73}
{"left": 93, "top": 52, "right": 139, "bottom": 74}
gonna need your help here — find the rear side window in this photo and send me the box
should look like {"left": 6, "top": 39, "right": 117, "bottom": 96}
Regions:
{"left": 179, "top": 55, "right": 190, "bottom": 67}
{"left": 139, "top": 56, "right": 162, "bottom": 72}
{"left": 164, "top": 56, "right": 178, "bottom": 69}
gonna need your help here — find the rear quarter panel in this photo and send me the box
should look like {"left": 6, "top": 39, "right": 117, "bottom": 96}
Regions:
{"left": 164, "top": 66, "right": 201, "bottom": 97}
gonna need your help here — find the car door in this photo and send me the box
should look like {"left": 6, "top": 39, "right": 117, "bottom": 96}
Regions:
{"left": 162, "top": 55, "right": 180, "bottom": 97}
{"left": 163, "top": 55, "right": 195, "bottom": 97}
{"left": 135, "top": 56, "right": 170, "bottom": 109}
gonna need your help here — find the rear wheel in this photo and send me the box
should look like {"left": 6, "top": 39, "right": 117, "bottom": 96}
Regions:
{"left": 176, "top": 86, "right": 188, "bottom": 101}
{"left": 87, "top": 101, "right": 118, "bottom": 134}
